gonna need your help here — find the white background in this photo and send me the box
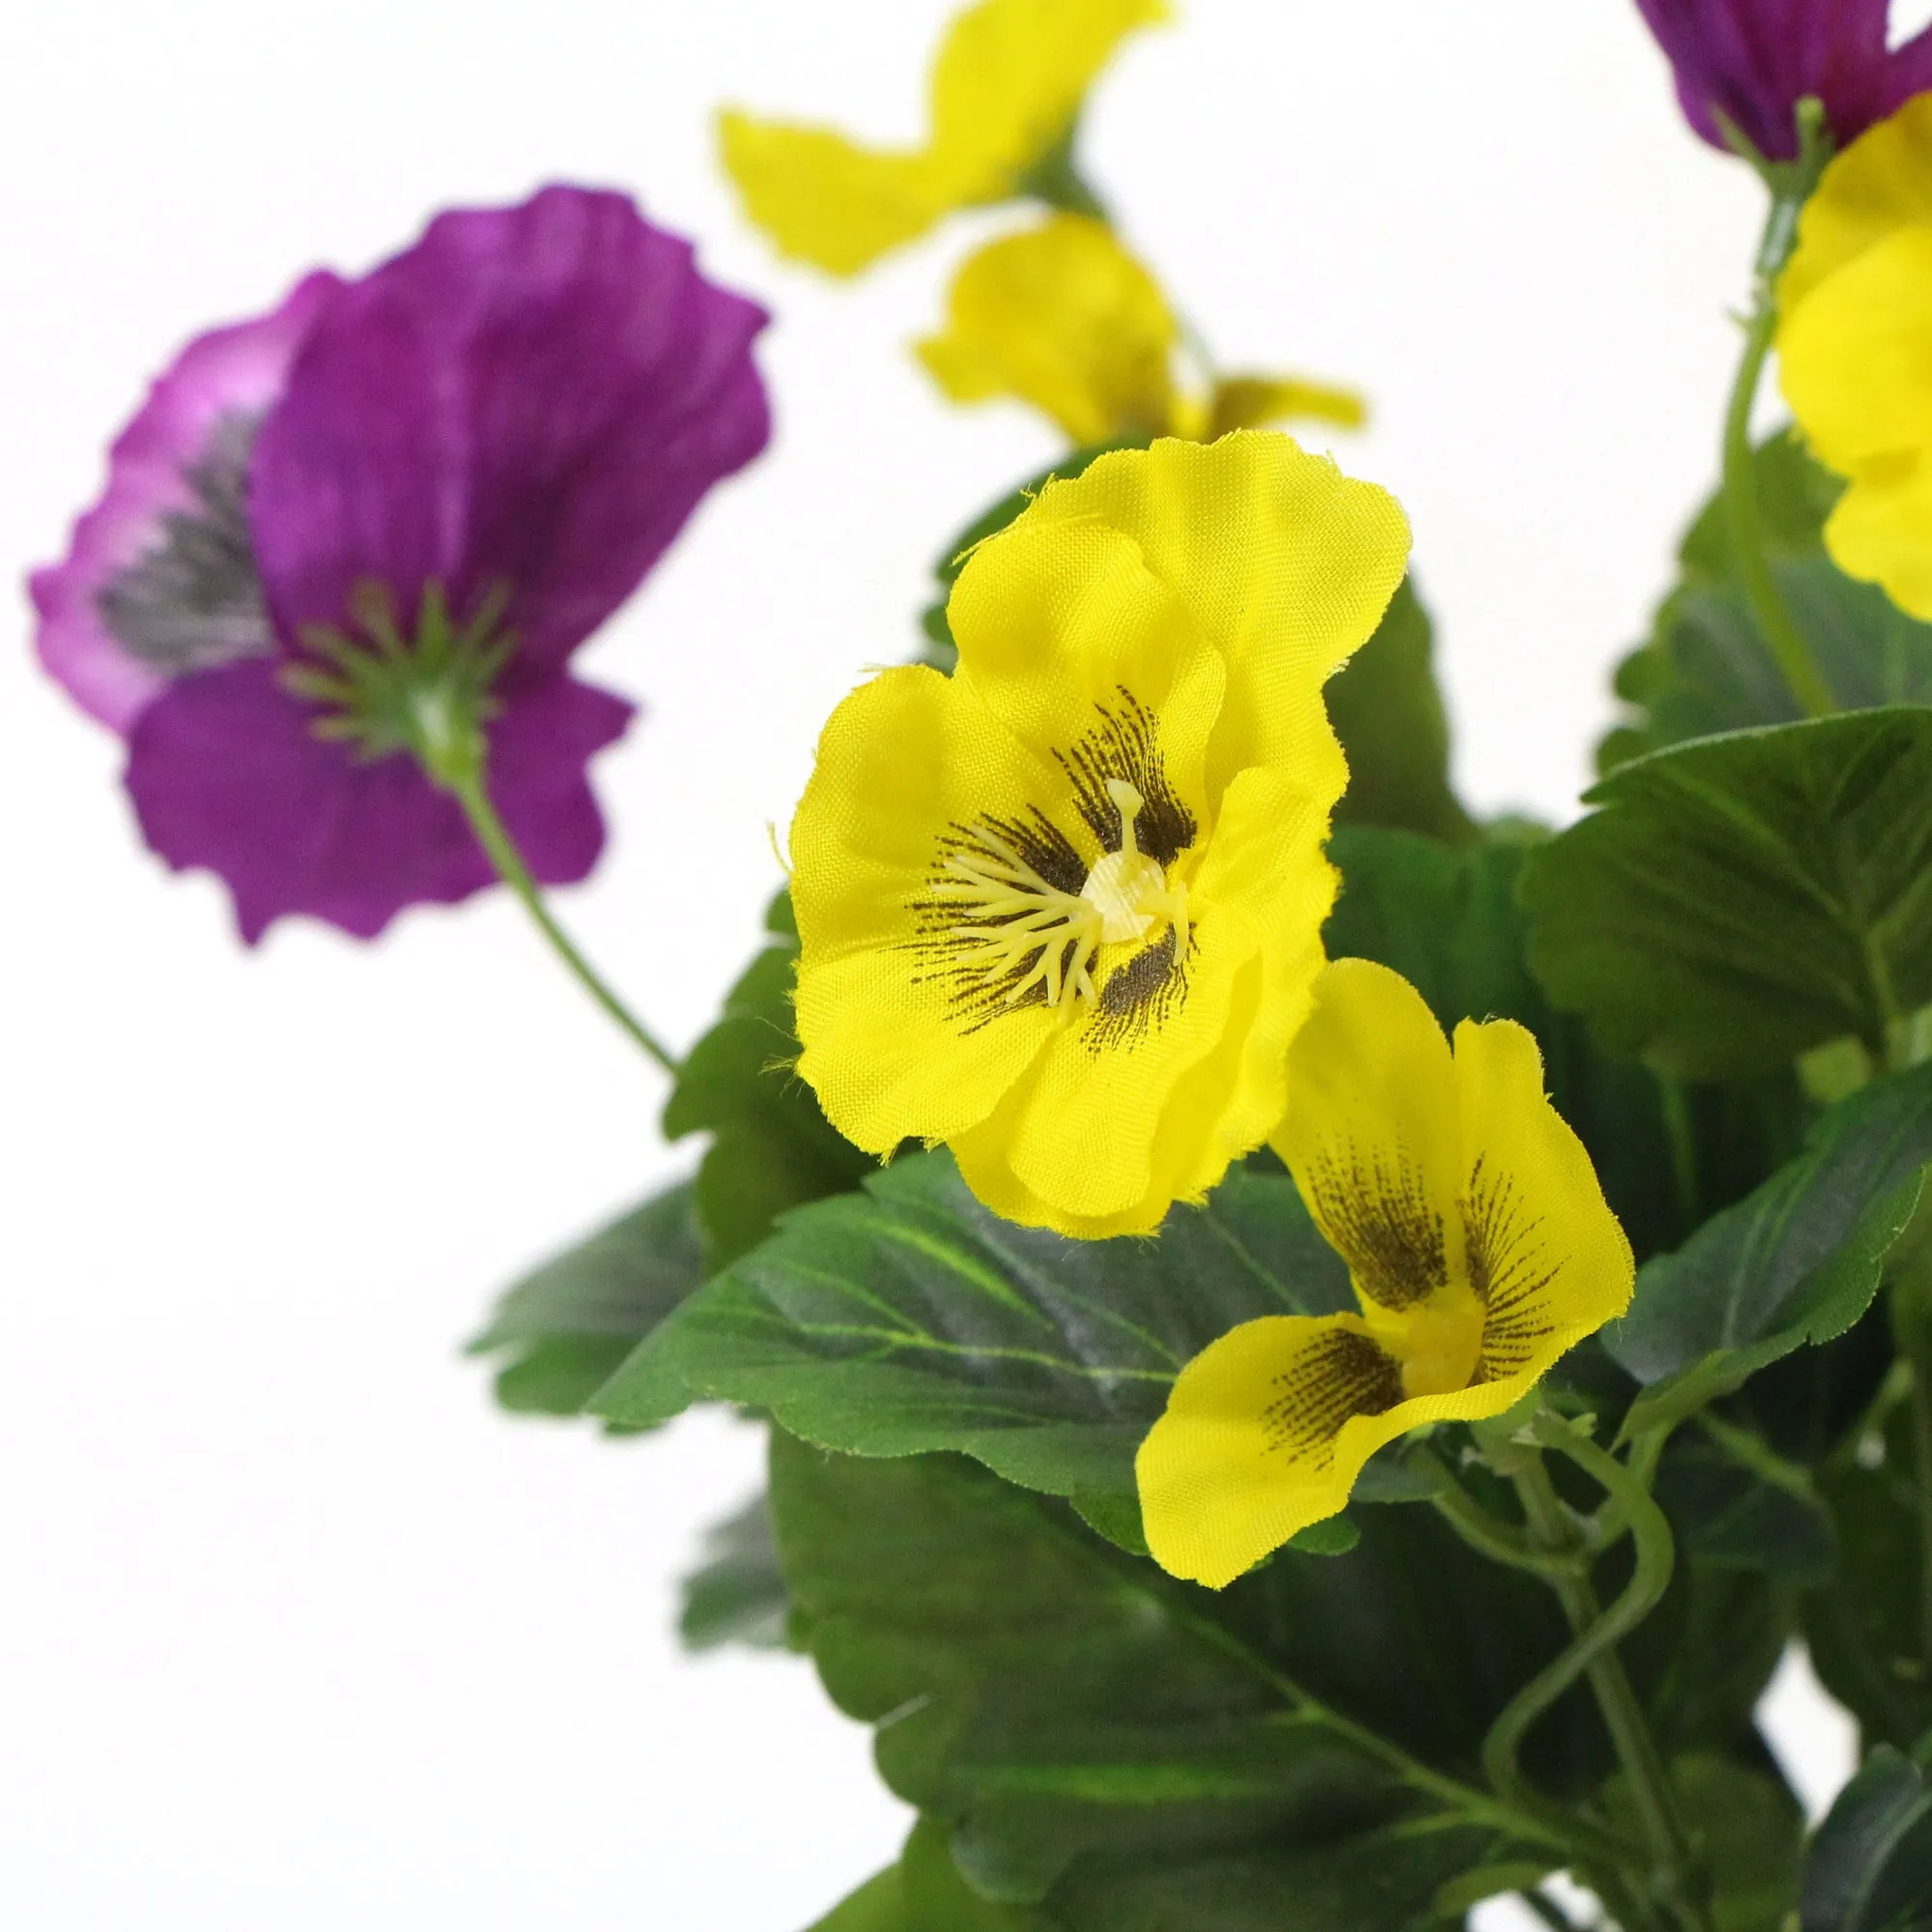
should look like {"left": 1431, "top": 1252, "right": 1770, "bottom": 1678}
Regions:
{"left": 0, "top": 0, "right": 1887, "bottom": 1923}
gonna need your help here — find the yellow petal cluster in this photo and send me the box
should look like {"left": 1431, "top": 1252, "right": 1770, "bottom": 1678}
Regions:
{"left": 918, "top": 215, "right": 1366, "bottom": 445}
{"left": 1137, "top": 959, "right": 1634, "bottom": 1588}
{"left": 1779, "top": 94, "right": 1932, "bottom": 620}
{"left": 788, "top": 435, "right": 1409, "bottom": 1238}
{"left": 719, "top": 0, "right": 1166, "bottom": 277}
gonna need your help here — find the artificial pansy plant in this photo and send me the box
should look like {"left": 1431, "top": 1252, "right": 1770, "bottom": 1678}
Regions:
{"left": 38, "top": 1, "right": 1932, "bottom": 1929}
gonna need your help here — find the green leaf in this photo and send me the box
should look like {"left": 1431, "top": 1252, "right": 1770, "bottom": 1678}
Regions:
{"left": 1606, "top": 1756, "right": 1801, "bottom": 1932}
{"left": 1324, "top": 579, "right": 1479, "bottom": 846}
{"left": 770, "top": 1435, "right": 1550, "bottom": 1926}
{"left": 807, "top": 1821, "right": 1050, "bottom": 1932}
{"left": 1653, "top": 1434, "right": 1836, "bottom": 1581}
{"left": 1521, "top": 707, "right": 1932, "bottom": 1079}
{"left": 663, "top": 893, "right": 875, "bottom": 1268}
{"left": 1603, "top": 430, "right": 1932, "bottom": 772}
{"left": 1804, "top": 1372, "right": 1932, "bottom": 1750}
{"left": 1801, "top": 1739, "right": 1932, "bottom": 1932}
{"left": 678, "top": 1492, "right": 790, "bottom": 1654}
{"left": 467, "top": 1178, "right": 705, "bottom": 1420}
{"left": 590, "top": 1150, "right": 1351, "bottom": 1513}
{"left": 1607, "top": 1065, "right": 1932, "bottom": 1438}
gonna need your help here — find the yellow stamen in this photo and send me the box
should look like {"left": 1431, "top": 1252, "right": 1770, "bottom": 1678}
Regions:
{"left": 936, "top": 777, "right": 1187, "bottom": 1015}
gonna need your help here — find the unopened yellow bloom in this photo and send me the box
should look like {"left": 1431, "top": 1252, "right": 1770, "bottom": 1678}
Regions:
{"left": 918, "top": 215, "right": 1366, "bottom": 445}
{"left": 718, "top": 0, "right": 1165, "bottom": 276}
{"left": 1137, "top": 958, "right": 1634, "bottom": 1587}
{"left": 788, "top": 435, "right": 1409, "bottom": 1238}
{"left": 1779, "top": 94, "right": 1932, "bottom": 620}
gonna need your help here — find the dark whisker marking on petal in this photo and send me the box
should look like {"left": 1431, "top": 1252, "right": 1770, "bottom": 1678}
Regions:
{"left": 1463, "top": 1154, "right": 1561, "bottom": 1382}
{"left": 96, "top": 411, "right": 276, "bottom": 677}
{"left": 1085, "top": 924, "right": 1188, "bottom": 1054}
{"left": 1307, "top": 1143, "right": 1448, "bottom": 1311}
{"left": 1056, "top": 686, "right": 1196, "bottom": 866}
{"left": 1261, "top": 1329, "right": 1404, "bottom": 1470}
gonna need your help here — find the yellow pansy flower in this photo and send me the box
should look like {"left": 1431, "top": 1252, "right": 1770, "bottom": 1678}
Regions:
{"left": 788, "top": 435, "right": 1409, "bottom": 1239}
{"left": 1137, "top": 958, "right": 1634, "bottom": 1588}
{"left": 1778, "top": 93, "right": 1932, "bottom": 620}
{"left": 718, "top": 0, "right": 1165, "bottom": 277}
{"left": 917, "top": 214, "right": 1366, "bottom": 445}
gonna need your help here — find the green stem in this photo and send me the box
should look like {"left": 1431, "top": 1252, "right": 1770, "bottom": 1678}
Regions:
{"left": 1483, "top": 1425, "right": 1709, "bottom": 1932}
{"left": 1520, "top": 1889, "right": 1581, "bottom": 1932}
{"left": 1410, "top": 1445, "right": 1588, "bottom": 1580}
{"left": 1720, "top": 156, "right": 1834, "bottom": 720}
{"left": 448, "top": 773, "right": 682, "bottom": 1077}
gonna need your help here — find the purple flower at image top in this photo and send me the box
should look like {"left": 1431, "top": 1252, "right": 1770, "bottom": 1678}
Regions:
{"left": 1634, "top": 0, "right": 1932, "bottom": 159}
{"left": 32, "top": 185, "right": 770, "bottom": 942}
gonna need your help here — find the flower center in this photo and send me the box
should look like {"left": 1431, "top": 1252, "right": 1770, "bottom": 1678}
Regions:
{"left": 940, "top": 778, "right": 1189, "bottom": 1017}
{"left": 1376, "top": 1283, "right": 1486, "bottom": 1401}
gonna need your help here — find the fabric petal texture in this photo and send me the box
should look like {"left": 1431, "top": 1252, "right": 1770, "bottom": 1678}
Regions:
{"left": 33, "top": 185, "right": 770, "bottom": 943}
{"left": 1779, "top": 96, "right": 1932, "bottom": 622}
{"left": 1631, "top": 0, "right": 1932, "bottom": 158}
{"left": 789, "top": 434, "right": 1407, "bottom": 1238}
{"left": 30, "top": 272, "right": 339, "bottom": 733}
{"left": 718, "top": 0, "right": 1165, "bottom": 275}
{"left": 1137, "top": 958, "right": 1634, "bottom": 1587}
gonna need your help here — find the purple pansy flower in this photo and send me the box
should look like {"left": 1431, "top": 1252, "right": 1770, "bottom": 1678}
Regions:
{"left": 1634, "top": 0, "right": 1932, "bottom": 158}
{"left": 32, "top": 185, "right": 770, "bottom": 942}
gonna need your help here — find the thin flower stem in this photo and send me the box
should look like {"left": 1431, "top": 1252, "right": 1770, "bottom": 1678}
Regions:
{"left": 1720, "top": 127, "right": 1835, "bottom": 722}
{"left": 1409, "top": 1444, "right": 1588, "bottom": 1580}
{"left": 448, "top": 773, "right": 682, "bottom": 1078}
{"left": 1482, "top": 1422, "right": 1710, "bottom": 1932}
{"left": 1519, "top": 1887, "right": 1582, "bottom": 1932}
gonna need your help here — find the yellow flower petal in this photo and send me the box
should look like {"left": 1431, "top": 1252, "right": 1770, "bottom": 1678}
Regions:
{"left": 1779, "top": 93, "right": 1932, "bottom": 318}
{"left": 915, "top": 214, "right": 1178, "bottom": 443}
{"left": 927, "top": 0, "right": 1168, "bottom": 194}
{"left": 718, "top": 0, "right": 1164, "bottom": 276}
{"left": 1273, "top": 957, "right": 1468, "bottom": 1308}
{"left": 1450, "top": 1013, "right": 1635, "bottom": 1388}
{"left": 791, "top": 666, "right": 1064, "bottom": 1152}
{"left": 1136, "top": 1314, "right": 1422, "bottom": 1588}
{"left": 1777, "top": 96, "right": 1932, "bottom": 624}
{"left": 1015, "top": 436, "right": 1409, "bottom": 799}
{"left": 1821, "top": 453, "right": 1932, "bottom": 622}
{"left": 1208, "top": 374, "right": 1368, "bottom": 439}
{"left": 716, "top": 112, "right": 953, "bottom": 278}
{"left": 1781, "top": 226, "right": 1932, "bottom": 472}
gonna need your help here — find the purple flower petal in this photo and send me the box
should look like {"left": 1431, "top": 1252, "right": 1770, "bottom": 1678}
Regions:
{"left": 248, "top": 185, "right": 772, "bottom": 686}
{"left": 1633, "top": 0, "right": 1908, "bottom": 156}
{"left": 126, "top": 660, "right": 634, "bottom": 943}
{"left": 29, "top": 271, "right": 340, "bottom": 732}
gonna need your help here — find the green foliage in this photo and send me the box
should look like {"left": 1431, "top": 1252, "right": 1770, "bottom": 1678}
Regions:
{"left": 1606, "top": 1756, "right": 1800, "bottom": 1932}
{"left": 1653, "top": 1431, "right": 1836, "bottom": 1581}
{"left": 662, "top": 893, "right": 875, "bottom": 1269}
{"left": 590, "top": 1150, "right": 1356, "bottom": 1531}
{"left": 808, "top": 1820, "right": 1050, "bottom": 1932}
{"left": 1800, "top": 1736, "right": 1932, "bottom": 1932}
{"left": 1603, "top": 430, "right": 1932, "bottom": 770}
{"left": 679, "top": 1492, "right": 790, "bottom": 1653}
{"left": 466, "top": 1178, "right": 706, "bottom": 1420}
{"left": 1606, "top": 1064, "right": 1932, "bottom": 1437}
{"left": 770, "top": 1435, "right": 1552, "bottom": 1929}
{"left": 1324, "top": 579, "right": 1479, "bottom": 846}
{"left": 1522, "top": 707, "right": 1932, "bottom": 1078}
